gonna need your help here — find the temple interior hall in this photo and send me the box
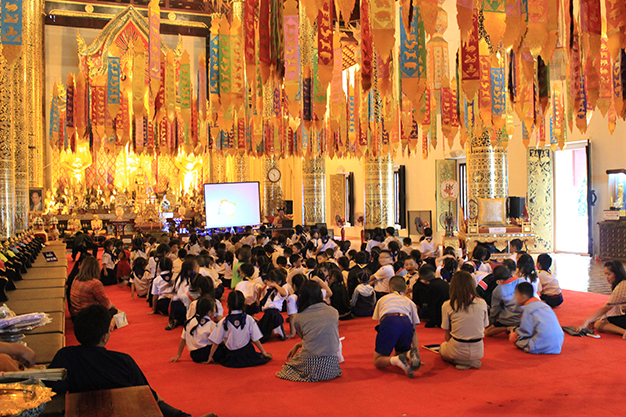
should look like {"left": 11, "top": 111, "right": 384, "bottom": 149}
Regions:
{"left": 1, "top": 0, "right": 626, "bottom": 416}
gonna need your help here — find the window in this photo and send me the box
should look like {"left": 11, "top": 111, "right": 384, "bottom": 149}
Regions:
{"left": 394, "top": 166, "right": 407, "bottom": 229}
{"left": 459, "top": 163, "right": 468, "bottom": 219}
{"left": 345, "top": 173, "right": 355, "bottom": 226}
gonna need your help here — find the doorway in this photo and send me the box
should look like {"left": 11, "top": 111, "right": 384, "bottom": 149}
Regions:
{"left": 554, "top": 147, "right": 589, "bottom": 253}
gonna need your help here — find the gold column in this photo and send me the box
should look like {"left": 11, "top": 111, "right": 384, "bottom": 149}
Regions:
{"left": 24, "top": 1, "right": 45, "bottom": 189}
{"left": 466, "top": 128, "right": 508, "bottom": 202}
{"left": 0, "top": 53, "right": 15, "bottom": 238}
{"left": 364, "top": 154, "right": 394, "bottom": 228}
{"left": 228, "top": 154, "right": 249, "bottom": 183}
{"left": 302, "top": 155, "right": 325, "bottom": 225}
{"left": 263, "top": 156, "right": 283, "bottom": 221}
{"left": 211, "top": 152, "right": 227, "bottom": 183}
{"left": 13, "top": 55, "right": 28, "bottom": 232}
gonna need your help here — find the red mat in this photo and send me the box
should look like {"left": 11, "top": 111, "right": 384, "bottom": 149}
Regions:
{"left": 62, "top": 259, "right": 626, "bottom": 417}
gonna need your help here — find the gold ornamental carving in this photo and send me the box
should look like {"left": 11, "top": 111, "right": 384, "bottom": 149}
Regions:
{"left": 302, "top": 155, "right": 325, "bottom": 225}
{"left": 364, "top": 154, "right": 394, "bottom": 229}
{"left": 466, "top": 128, "right": 508, "bottom": 202}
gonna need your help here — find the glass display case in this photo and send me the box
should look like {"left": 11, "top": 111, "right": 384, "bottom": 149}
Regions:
{"left": 607, "top": 169, "right": 626, "bottom": 211}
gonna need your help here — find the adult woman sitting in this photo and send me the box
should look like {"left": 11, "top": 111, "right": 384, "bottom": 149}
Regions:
{"left": 70, "top": 256, "right": 116, "bottom": 317}
{"left": 581, "top": 261, "right": 626, "bottom": 339}
{"left": 276, "top": 280, "right": 342, "bottom": 382}
{"left": 440, "top": 271, "right": 489, "bottom": 370}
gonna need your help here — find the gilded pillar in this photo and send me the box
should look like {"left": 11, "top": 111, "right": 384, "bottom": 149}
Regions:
{"left": 12, "top": 56, "right": 28, "bottom": 232}
{"left": 0, "top": 53, "right": 15, "bottom": 238}
{"left": 228, "top": 154, "right": 249, "bottom": 183}
{"left": 466, "top": 128, "right": 508, "bottom": 203}
{"left": 302, "top": 155, "right": 325, "bottom": 226}
{"left": 23, "top": 0, "right": 45, "bottom": 189}
{"left": 364, "top": 154, "right": 394, "bottom": 228}
{"left": 211, "top": 152, "right": 227, "bottom": 183}
{"left": 263, "top": 156, "right": 283, "bottom": 221}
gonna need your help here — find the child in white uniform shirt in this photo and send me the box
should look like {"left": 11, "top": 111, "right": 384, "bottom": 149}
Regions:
{"left": 417, "top": 228, "right": 436, "bottom": 259}
{"left": 372, "top": 277, "right": 422, "bottom": 378}
{"left": 351, "top": 270, "right": 376, "bottom": 317}
{"left": 516, "top": 254, "right": 542, "bottom": 299}
{"left": 130, "top": 257, "right": 151, "bottom": 299}
{"left": 100, "top": 240, "right": 116, "bottom": 286}
{"left": 369, "top": 250, "right": 395, "bottom": 300}
{"left": 150, "top": 258, "right": 174, "bottom": 316}
{"left": 166, "top": 258, "right": 199, "bottom": 331}
{"left": 537, "top": 253, "right": 563, "bottom": 308}
{"left": 235, "top": 263, "right": 265, "bottom": 315}
{"left": 257, "top": 270, "right": 288, "bottom": 342}
{"left": 208, "top": 291, "right": 272, "bottom": 368}
{"left": 170, "top": 297, "right": 216, "bottom": 363}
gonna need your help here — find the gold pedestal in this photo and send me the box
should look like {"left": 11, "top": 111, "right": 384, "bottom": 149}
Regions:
{"left": 466, "top": 129, "right": 508, "bottom": 202}
{"left": 364, "top": 154, "right": 394, "bottom": 228}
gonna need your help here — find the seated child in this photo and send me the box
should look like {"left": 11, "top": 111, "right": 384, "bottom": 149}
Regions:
{"left": 404, "top": 257, "right": 419, "bottom": 292}
{"left": 130, "top": 257, "right": 151, "bottom": 299}
{"left": 537, "top": 253, "right": 563, "bottom": 308}
{"left": 208, "top": 291, "right": 273, "bottom": 368}
{"left": 417, "top": 227, "right": 437, "bottom": 259}
{"left": 234, "top": 263, "right": 265, "bottom": 315}
{"left": 485, "top": 265, "right": 525, "bottom": 337}
{"left": 286, "top": 274, "right": 306, "bottom": 338}
{"left": 508, "top": 239, "right": 523, "bottom": 263}
{"left": 401, "top": 237, "right": 413, "bottom": 255}
{"left": 258, "top": 270, "right": 289, "bottom": 342}
{"left": 412, "top": 264, "right": 450, "bottom": 328}
{"left": 150, "top": 257, "right": 174, "bottom": 316}
{"left": 373, "top": 276, "right": 422, "bottom": 378}
{"left": 509, "top": 282, "right": 564, "bottom": 354}
{"left": 170, "top": 297, "right": 217, "bottom": 363}
{"left": 198, "top": 254, "right": 224, "bottom": 300}
{"left": 351, "top": 269, "right": 376, "bottom": 317}
{"left": 327, "top": 269, "right": 352, "bottom": 320}
{"left": 116, "top": 249, "right": 131, "bottom": 283}
{"left": 368, "top": 250, "right": 395, "bottom": 300}
{"left": 100, "top": 240, "right": 116, "bottom": 286}
{"left": 438, "top": 257, "right": 458, "bottom": 283}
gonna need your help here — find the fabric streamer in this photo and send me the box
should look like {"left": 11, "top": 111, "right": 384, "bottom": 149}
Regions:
{"left": 478, "top": 40, "right": 492, "bottom": 125}
{"left": 361, "top": 0, "right": 373, "bottom": 91}
{"left": 74, "top": 70, "right": 87, "bottom": 140}
{"left": 598, "top": 38, "right": 613, "bottom": 117}
{"left": 283, "top": 0, "right": 300, "bottom": 118}
{"left": 92, "top": 75, "right": 107, "bottom": 144}
{"left": 49, "top": 83, "right": 60, "bottom": 145}
{"left": 209, "top": 19, "right": 220, "bottom": 120}
{"left": 400, "top": 5, "right": 420, "bottom": 108}
{"left": 259, "top": 0, "right": 271, "bottom": 83}
{"left": 198, "top": 54, "right": 207, "bottom": 146}
{"left": 244, "top": 0, "right": 257, "bottom": 86}
{"left": 371, "top": 0, "right": 395, "bottom": 61}
{"left": 179, "top": 51, "right": 192, "bottom": 143}
{"left": 165, "top": 49, "right": 176, "bottom": 123}
{"left": 132, "top": 42, "right": 147, "bottom": 120}
{"left": 148, "top": 0, "right": 160, "bottom": 96}
{"left": 461, "top": 10, "right": 480, "bottom": 100}
{"left": 66, "top": 73, "right": 75, "bottom": 140}
{"left": 317, "top": 0, "right": 334, "bottom": 93}
{"left": 482, "top": 0, "right": 506, "bottom": 50}
{"left": 491, "top": 65, "right": 506, "bottom": 130}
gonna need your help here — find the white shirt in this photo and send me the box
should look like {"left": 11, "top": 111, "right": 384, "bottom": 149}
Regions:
{"left": 318, "top": 238, "right": 338, "bottom": 253}
{"left": 131, "top": 270, "right": 151, "bottom": 297}
{"left": 172, "top": 258, "right": 182, "bottom": 276}
{"left": 538, "top": 270, "right": 561, "bottom": 296}
{"left": 209, "top": 311, "right": 263, "bottom": 350}
{"left": 286, "top": 294, "right": 298, "bottom": 315}
{"left": 148, "top": 256, "right": 159, "bottom": 279}
{"left": 371, "top": 265, "right": 395, "bottom": 293}
{"left": 186, "top": 243, "right": 201, "bottom": 256}
{"left": 199, "top": 267, "right": 221, "bottom": 287}
{"left": 382, "top": 236, "right": 399, "bottom": 250}
{"left": 235, "top": 279, "right": 264, "bottom": 305}
{"left": 373, "top": 293, "right": 420, "bottom": 325}
{"left": 286, "top": 266, "right": 306, "bottom": 286}
{"left": 262, "top": 287, "right": 287, "bottom": 311}
{"left": 187, "top": 298, "right": 224, "bottom": 320}
{"left": 401, "top": 246, "right": 414, "bottom": 255}
{"left": 182, "top": 316, "right": 216, "bottom": 351}
{"left": 366, "top": 240, "right": 382, "bottom": 253}
{"left": 131, "top": 250, "right": 147, "bottom": 267}
{"left": 152, "top": 272, "right": 174, "bottom": 299}
{"left": 241, "top": 235, "right": 256, "bottom": 246}
{"left": 418, "top": 239, "right": 435, "bottom": 258}
{"left": 101, "top": 251, "right": 115, "bottom": 270}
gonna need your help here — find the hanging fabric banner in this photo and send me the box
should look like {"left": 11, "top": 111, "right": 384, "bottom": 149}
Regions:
{"left": 66, "top": 73, "right": 75, "bottom": 140}
{"left": 598, "top": 38, "right": 613, "bottom": 117}
{"left": 457, "top": 0, "right": 474, "bottom": 42}
{"left": 259, "top": 0, "right": 271, "bottom": 83}
{"left": 198, "top": 54, "right": 207, "bottom": 147}
{"left": 441, "top": 76, "right": 456, "bottom": 149}
{"left": 75, "top": 70, "right": 87, "bottom": 140}
{"left": 231, "top": 15, "right": 244, "bottom": 111}
{"left": 482, "top": 0, "right": 506, "bottom": 50}
{"left": 92, "top": 75, "right": 107, "bottom": 144}
{"left": 491, "top": 66, "right": 506, "bottom": 130}
{"left": 575, "top": 75, "right": 588, "bottom": 133}
{"left": 244, "top": 0, "right": 257, "bottom": 86}
{"left": 605, "top": 0, "right": 626, "bottom": 61}
{"left": 165, "top": 50, "right": 176, "bottom": 123}
{"left": 270, "top": 0, "right": 284, "bottom": 80}
{"left": 478, "top": 41, "right": 492, "bottom": 125}
{"left": 116, "top": 92, "right": 131, "bottom": 147}
{"left": 179, "top": 51, "right": 191, "bottom": 132}
{"left": 209, "top": 19, "right": 220, "bottom": 122}
{"left": 503, "top": 0, "right": 524, "bottom": 50}
{"left": 421, "top": 0, "right": 439, "bottom": 38}
{"left": 132, "top": 42, "right": 147, "bottom": 119}
{"left": 330, "top": 33, "right": 345, "bottom": 137}
{"left": 0, "top": 0, "right": 23, "bottom": 64}
{"left": 219, "top": 18, "right": 231, "bottom": 113}
{"left": 585, "top": 48, "right": 600, "bottom": 112}
{"left": 155, "top": 61, "right": 165, "bottom": 123}
{"left": 49, "top": 84, "right": 60, "bottom": 145}
{"left": 107, "top": 54, "right": 121, "bottom": 123}
{"left": 313, "top": 52, "right": 328, "bottom": 124}
{"left": 361, "top": 0, "right": 373, "bottom": 91}
{"left": 524, "top": 0, "right": 548, "bottom": 56}
{"left": 284, "top": 0, "right": 300, "bottom": 118}
{"left": 461, "top": 10, "right": 480, "bottom": 100}
{"left": 581, "top": 0, "right": 601, "bottom": 65}
{"left": 317, "top": 0, "right": 334, "bottom": 93}
{"left": 148, "top": 0, "right": 160, "bottom": 95}
{"left": 371, "top": 0, "right": 395, "bottom": 61}
{"left": 613, "top": 52, "right": 624, "bottom": 118}
{"left": 400, "top": 5, "right": 420, "bottom": 107}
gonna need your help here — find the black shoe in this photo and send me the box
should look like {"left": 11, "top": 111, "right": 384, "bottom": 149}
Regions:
{"left": 424, "top": 322, "right": 437, "bottom": 328}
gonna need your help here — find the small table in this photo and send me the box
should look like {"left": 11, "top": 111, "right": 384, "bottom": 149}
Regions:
{"left": 65, "top": 385, "right": 163, "bottom": 417}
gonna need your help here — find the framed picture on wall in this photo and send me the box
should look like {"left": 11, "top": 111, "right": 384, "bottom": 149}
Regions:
{"left": 408, "top": 210, "right": 432, "bottom": 236}
{"left": 29, "top": 188, "right": 44, "bottom": 212}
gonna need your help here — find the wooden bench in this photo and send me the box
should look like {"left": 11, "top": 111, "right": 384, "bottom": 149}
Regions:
{"left": 30, "top": 311, "right": 65, "bottom": 335}
{"left": 7, "top": 297, "right": 66, "bottom": 315}
{"left": 23, "top": 267, "right": 67, "bottom": 280}
{"left": 65, "top": 386, "right": 163, "bottom": 417}
{"left": 14, "top": 278, "right": 66, "bottom": 289}
{"left": 23, "top": 333, "right": 64, "bottom": 365}
{"left": 7, "top": 287, "right": 65, "bottom": 301}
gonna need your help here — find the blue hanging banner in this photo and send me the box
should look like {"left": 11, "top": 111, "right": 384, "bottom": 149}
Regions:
{"left": 0, "top": 0, "right": 23, "bottom": 46}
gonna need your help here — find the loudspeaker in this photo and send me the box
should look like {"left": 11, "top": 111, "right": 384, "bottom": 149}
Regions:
{"left": 284, "top": 200, "right": 293, "bottom": 215}
{"left": 507, "top": 197, "right": 525, "bottom": 218}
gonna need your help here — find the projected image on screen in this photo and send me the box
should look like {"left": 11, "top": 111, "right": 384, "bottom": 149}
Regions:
{"left": 204, "top": 182, "right": 261, "bottom": 229}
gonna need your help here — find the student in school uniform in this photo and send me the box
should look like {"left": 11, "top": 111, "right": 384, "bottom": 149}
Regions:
{"left": 327, "top": 269, "right": 352, "bottom": 320}
{"left": 208, "top": 291, "right": 272, "bottom": 368}
{"left": 286, "top": 254, "right": 305, "bottom": 288}
{"left": 381, "top": 227, "right": 400, "bottom": 250}
{"left": 170, "top": 297, "right": 217, "bottom": 363}
{"left": 185, "top": 234, "right": 201, "bottom": 256}
{"left": 285, "top": 274, "right": 306, "bottom": 338}
{"left": 581, "top": 261, "right": 626, "bottom": 339}
{"left": 372, "top": 276, "right": 422, "bottom": 378}
{"left": 509, "top": 282, "right": 564, "bottom": 354}
{"left": 369, "top": 250, "right": 395, "bottom": 300}
{"left": 130, "top": 237, "right": 148, "bottom": 267}
{"left": 516, "top": 254, "right": 542, "bottom": 298}
{"left": 99, "top": 240, "right": 117, "bottom": 286}
{"left": 130, "top": 257, "right": 151, "bottom": 299}
{"left": 317, "top": 227, "right": 339, "bottom": 254}
{"left": 485, "top": 265, "right": 525, "bottom": 337}
{"left": 148, "top": 244, "right": 170, "bottom": 285}
{"left": 235, "top": 263, "right": 265, "bottom": 315}
{"left": 440, "top": 271, "right": 489, "bottom": 370}
{"left": 404, "top": 257, "right": 420, "bottom": 293}
{"left": 417, "top": 227, "right": 437, "bottom": 259}
{"left": 351, "top": 269, "right": 376, "bottom": 317}
{"left": 536, "top": 253, "right": 563, "bottom": 308}
{"left": 401, "top": 237, "right": 414, "bottom": 256}
{"left": 257, "top": 270, "right": 289, "bottom": 342}
{"left": 150, "top": 258, "right": 174, "bottom": 316}
{"left": 412, "top": 264, "right": 450, "bottom": 328}
{"left": 165, "top": 258, "right": 199, "bottom": 330}
{"left": 347, "top": 251, "right": 370, "bottom": 299}
{"left": 508, "top": 239, "right": 523, "bottom": 263}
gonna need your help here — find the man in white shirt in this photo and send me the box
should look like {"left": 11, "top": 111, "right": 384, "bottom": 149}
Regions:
{"left": 369, "top": 250, "right": 396, "bottom": 300}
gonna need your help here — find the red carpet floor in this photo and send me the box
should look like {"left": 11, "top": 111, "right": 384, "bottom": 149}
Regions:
{"left": 63, "top": 261, "right": 626, "bottom": 416}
